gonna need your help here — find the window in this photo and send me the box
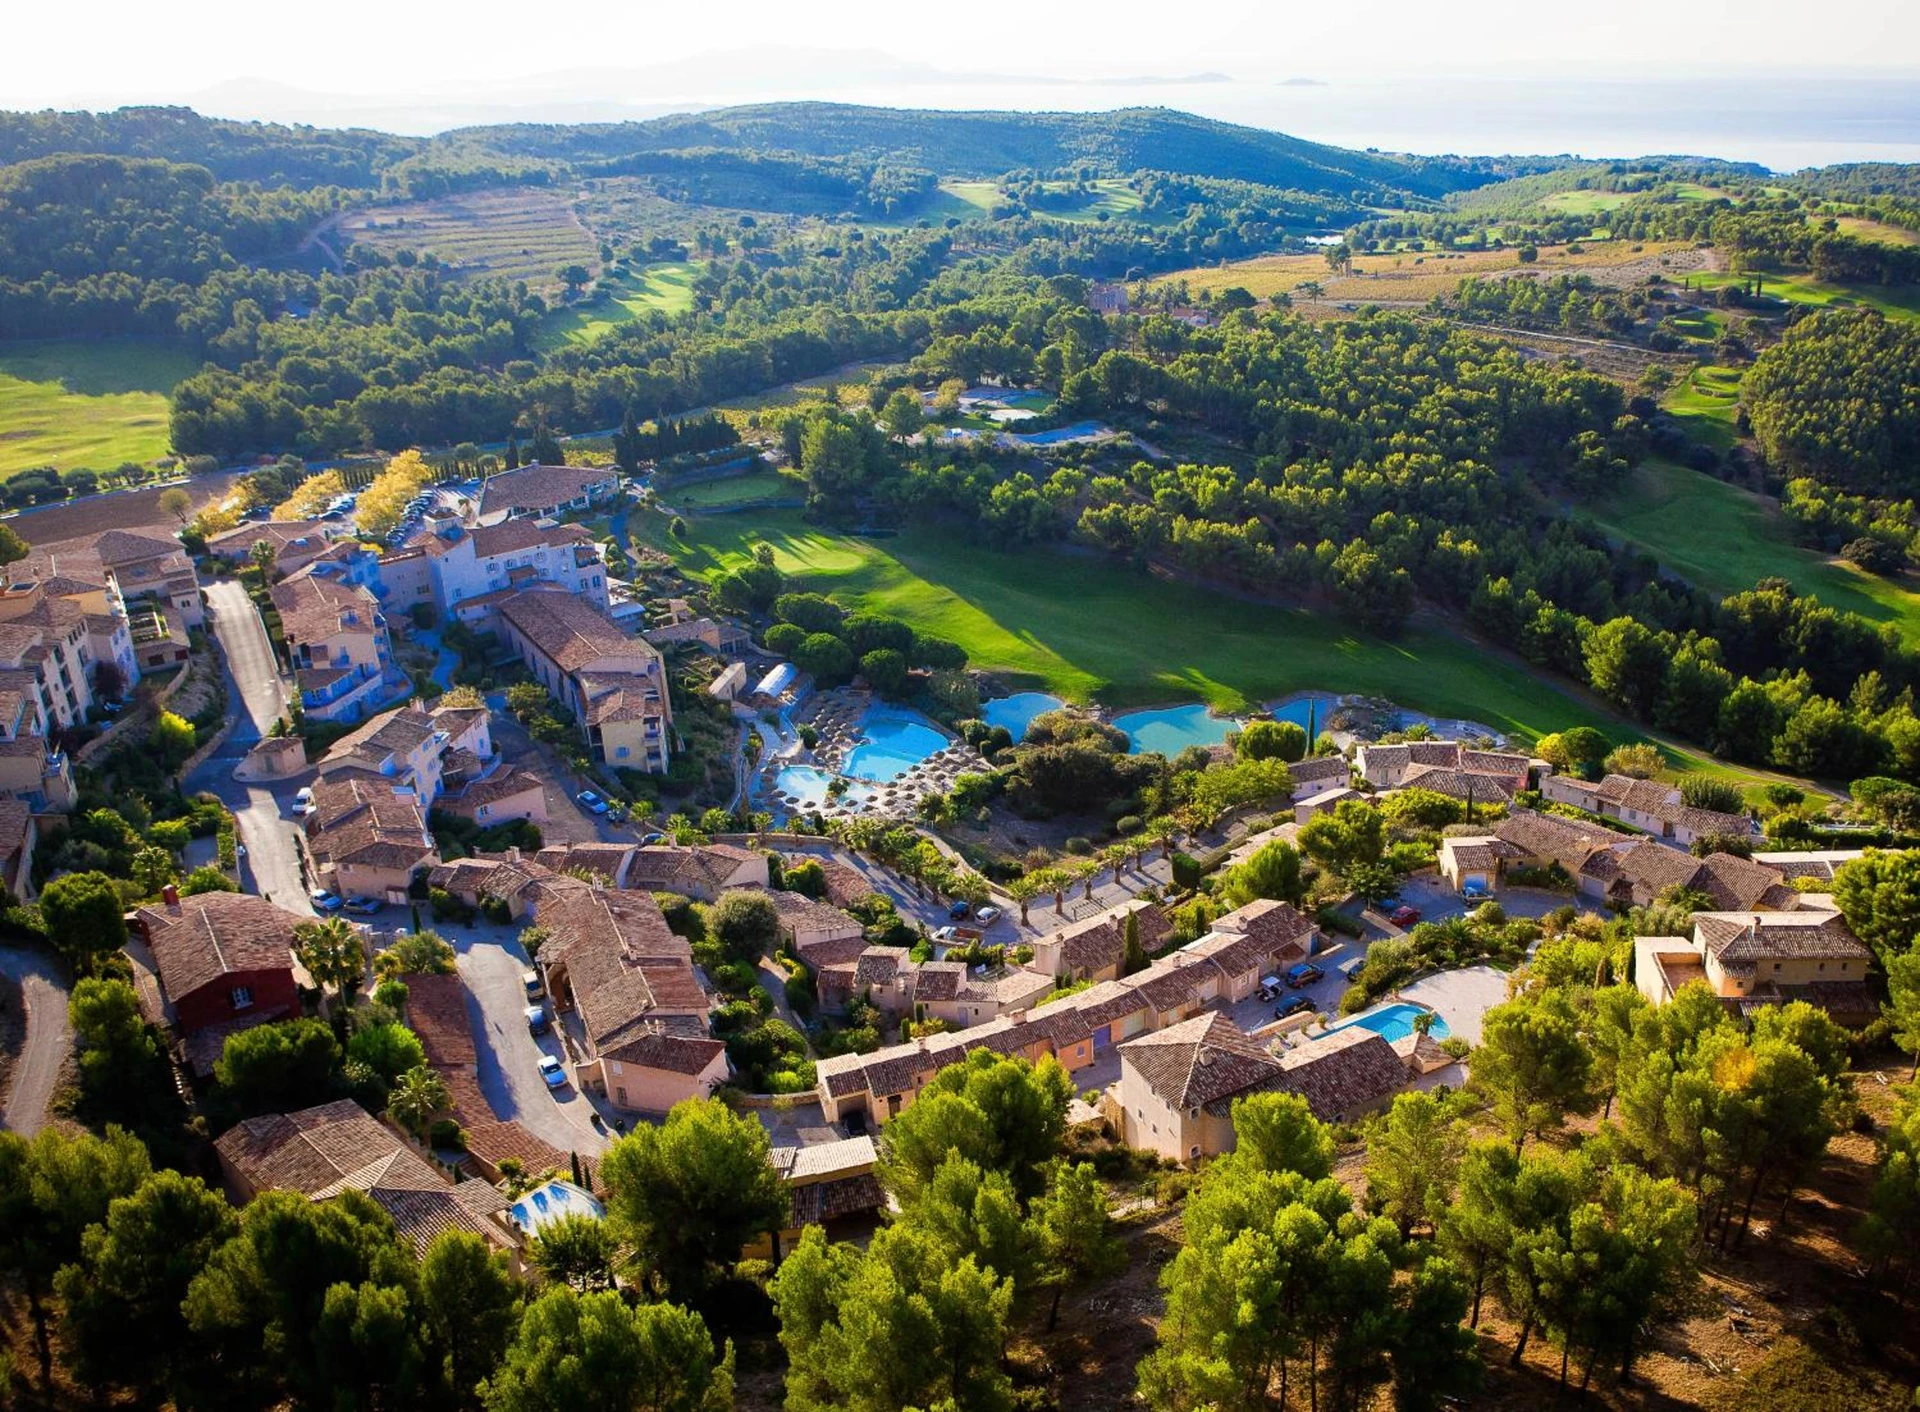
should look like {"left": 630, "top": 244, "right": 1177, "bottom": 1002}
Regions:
{"left": 231, "top": 985, "right": 253, "bottom": 1009}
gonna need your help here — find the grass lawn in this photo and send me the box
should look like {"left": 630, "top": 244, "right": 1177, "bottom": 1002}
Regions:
{"left": 1834, "top": 215, "right": 1920, "bottom": 248}
{"left": 1682, "top": 269, "right": 1920, "bottom": 324}
{"left": 1662, "top": 363, "right": 1742, "bottom": 450}
{"left": 538, "top": 262, "right": 705, "bottom": 347}
{"left": 657, "top": 469, "right": 800, "bottom": 508}
{"left": 644, "top": 508, "right": 1640, "bottom": 740}
{"left": 0, "top": 340, "right": 197, "bottom": 478}
{"left": 1585, "top": 459, "right": 1920, "bottom": 641}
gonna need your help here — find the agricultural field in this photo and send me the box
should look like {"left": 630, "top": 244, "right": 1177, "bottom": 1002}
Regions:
{"left": 1158, "top": 239, "right": 1705, "bottom": 304}
{"left": 0, "top": 340, "right": 197, "bottom": 478}
{"left": 644, "top": 505, "right": 1632, "bottom": 738}
{"left": 1834, "top": 214, "right": 1920, "bottom": 247}
{"left": 331, "top": 188, "right": 599, "bottom": 290}
{"left": 1539, "top": 188, "right": 1628, "bottom": 217}
{"left": 1586, "top": 457, "right": 1920, "bottom": 642}
{"left": 538, "top": 261, "right": 706, "bottom": 347}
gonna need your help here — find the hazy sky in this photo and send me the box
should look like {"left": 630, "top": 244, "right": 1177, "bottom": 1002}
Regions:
{"left": 14, "top": 0, "right": 1920, "bottom": 110}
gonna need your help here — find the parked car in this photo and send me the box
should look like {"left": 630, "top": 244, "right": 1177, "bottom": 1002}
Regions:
{"left": 1256, "top": 975, "right": 1284, "bottom": 1001}
{"left": 294, "top": 786, "right": 313, "bottom": 805}
{"left": 1284, "top": 962, "right": 1323, "bottom": 989}
{"left": 525, "top": 1005, "right": 549, "bottom": 1033}
{"left": 342, "top": 897, "right": 381, "bottom": 916}
{"left": 975, "top": 905, "right": 1002, "bottom": 926}
{"left": 947, "top": 900, "right": 971, "bottom": 920}
{"left": 932, "top": 925, "right": 958, "bottom": 944}
{"left": 309, "top": 889, "right": 342, "bottom": 912}
{"left": 537, "top": 1055, "right": 568, "bottom": 1089}
{"left": 640, "top": 832, "right": 667, "bottom": 845}
{"left": 1274, "top": 995, "right": 1317, "bottom": 1019}
{"left": 1461, "top": 881, "right": 1490, "bottom": 902}
{"left": 575, "top": 789, "right": 609, "bottom": 815}
{"left": 1388, "top": 905, "right": 1422, "bottom": 927}
{"left": 523, "top": 969, "right": 544, "bottom": 1000}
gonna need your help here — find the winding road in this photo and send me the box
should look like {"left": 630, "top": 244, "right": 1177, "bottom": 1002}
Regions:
{"left": 188, "top": 580, "right": 314, "bottom": 915}
{"left": 0, "top": 947, "right": 70, "bottom": 1136}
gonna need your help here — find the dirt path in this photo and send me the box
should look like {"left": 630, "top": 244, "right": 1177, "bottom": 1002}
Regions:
{"left": 0, "top": 947, "right": 70, "bottom": 1136}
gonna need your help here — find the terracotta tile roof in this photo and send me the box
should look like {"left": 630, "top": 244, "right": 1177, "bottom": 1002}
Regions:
{"left": 1692, "top": 853, "right": 1798, "bottom": 911}
{"left": 1272, "top": 1028, "right": 1408, "bottom": 1120}
{"left": 853, "top": 946, "right": 911, "bottom": 989}
{"left": 427, "top": 854, "right": 550, "bottom": 904}
{"left": 1460, "top": 749, "right": 1531, "bottom": 779}
{"left": 781, "top": 855, "right": 880, "bottom": 909}
{"left": 439, "top": 768, "right": 547, "bottom": 817}
{"left": 463, "top": 1120, "right": 569, "bottom": 1179}
{"left": 306, "top": 777, "right": 437, "bottom": 873}
{"left": 584, "top": 684, "right": 667, "bottom": 725}
{"left": 270, "top": 574, "right": 382, "bottom": 649}
{"left": 478, "top": 464, "right": 616, "bottom": 517}
{"left": 1440, "top": 836, "right": 1527, "bottom": 872}
{"left": 404, "top": 973, "right": 476, "bottom": 1073}
{"left": 1751, "top": 850, "right": 1866, "bottom": 881}
{"left": 624, "top": 844, "right": 762, "bottom": 895}
{"left": 1288, "top": 755, "right": 1351, "bottom": 789}
{"left": 1120, "top": 1012, "right": 1283, "bottom": 1110}
{"left": 0, "top": 798, "right": 34, "bottom": 861}
{"left": 498, "top": 588, "right": 645, "bottom": 674}
{"left": 532, "top": 841, "right": 635, "bottom": 883}
{"left": 1494, "top": 809, "right": 1623, "bottom": 872}
{"left": 1694, "top": 910, "right": 1872, "bottom": 965}
{"left": 1672, "top": 804, "right": 1752, "bottom": 839}
{"left": 602, "top": 1028, "right": 727, "bottom": 1075}
{"left": 1041, "top": 900, "right": 1170, "bottom": 977}
{"left": 538, "top": 886, "right": 710, "bottom": 1056}
{"left": 1399, "top": 765, "right": 1518, "bottom": 804}
{"left": 1127, "top": 953, "right": 1216, "bottom": 1013}
{"left": 468, "top": 518, "right": 595, "bottom": 559}
{"left": 135, "top": 892, "right": 302, "bottom": 1005}
{"left": 320, "top": 706, "right": 437, "bottom": 774}
{"left": 794, "top": 932, "right": 870, "bottom": 968}
{"left": 767, "top": 888, "right": 863, "bottom": 938}
{"left": 1613, "top": 841, "right": 1712, "bottom": 896}
{"left": 911, "top": 961, "right": 965, "bottom": 1002}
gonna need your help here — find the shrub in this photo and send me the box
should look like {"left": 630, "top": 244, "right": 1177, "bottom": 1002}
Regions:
{"left": 427, "top": 1118, "right": 466, "bottom": 1151}
{"left": 1170, "top": 851, "right": 1204, "bottom": 891}
{"left": 429, "top": 888, "right": 476, "bottom": 923}
{"left": 1115, "top": 814, "right": 1142, "bottom": 835}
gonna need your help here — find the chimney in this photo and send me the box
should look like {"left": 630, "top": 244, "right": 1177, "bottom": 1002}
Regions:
{"left": 162, "top": 882, "right": 180, "bottom": 910}
{"left": 507, "top": 846, "right": 522, "bottom": 864}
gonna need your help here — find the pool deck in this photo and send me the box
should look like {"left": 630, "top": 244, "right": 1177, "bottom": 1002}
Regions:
{"left": 1395, "top": 964, "right": 1509, "bottom": 1046}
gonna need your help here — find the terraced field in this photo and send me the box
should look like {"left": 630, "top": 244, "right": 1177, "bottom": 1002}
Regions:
{"left": 1158, "top": 239, "right": 1706, "bottom": 303}
{"left": 333, "top": 189, "right": 599, "bottom": 291}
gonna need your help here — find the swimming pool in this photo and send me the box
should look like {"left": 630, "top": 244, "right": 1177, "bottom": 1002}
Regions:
{"left": 980, "top": 691, "right": 1065, "bottom": 742}
{"left": 508, "top": 1179, "right": 606, "bottom": 1236}
{"left": 1324, "top": 1002, "right": 1450, "bottom": 1045}
{"left": 772, "top": 765, "right": 878, "bottom": 810}
{"left": 841, "top": 708, "right": 949, "bottom": 783}
{"left": 1113, "top": 703, "right": 1241, "bottom": 756}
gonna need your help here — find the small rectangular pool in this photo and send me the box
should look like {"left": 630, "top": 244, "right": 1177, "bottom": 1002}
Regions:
{"left": 1322, "top": 1002, "right": 1449, "bottom": 1045}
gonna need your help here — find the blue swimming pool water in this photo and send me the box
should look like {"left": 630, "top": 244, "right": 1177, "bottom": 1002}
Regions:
{"left": 842, "top": 709, "right": 949, "bottom": 783}
{"left": 1114, "top": 703, "right": 1241, "bottom": 756}
{"left": 509, "top": 1179, "right": 606, "bottom": 1235}
{"left": 981, "top": 691, "right": 1065, "bottom": 741}
{"left": 1012, "top": 419, "right": 1108, "bottom": 446}
{"left": 1324, "top": 1002, "right": 1450, "bottom": 1045}
{"left": 773, "top": 765, "right": 877, "bottom": 810}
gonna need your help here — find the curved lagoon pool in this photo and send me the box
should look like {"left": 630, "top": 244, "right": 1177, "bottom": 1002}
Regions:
{"left": 841, "top": 708, "right": 949, "bottom": 783}
{"left": 772, "top": 765, "right": 877, "bottom": 811}
{"left": 1114, "top": 703, "right": 1241, "bottom": 756}
{"left": 1323, "top": 1002, "right": 1450, "bottom": 1045}
{"left": 980, "top": 691, "right": 1065, "bottom": 742}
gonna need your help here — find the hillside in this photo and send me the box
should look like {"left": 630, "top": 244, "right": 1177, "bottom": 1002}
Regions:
{"left": 448, "top": 102, "right": 1542, "bottom": 198}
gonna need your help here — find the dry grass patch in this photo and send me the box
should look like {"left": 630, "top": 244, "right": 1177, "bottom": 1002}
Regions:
{"left": 334, "top": 188, "right": 599, "bottom": 291}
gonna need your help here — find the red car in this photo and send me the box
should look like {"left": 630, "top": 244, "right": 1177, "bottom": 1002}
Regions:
{"left": 1388, "top": 905, "right": 1422, "bottom": 927}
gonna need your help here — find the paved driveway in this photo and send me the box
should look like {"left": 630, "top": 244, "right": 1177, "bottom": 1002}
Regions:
{"left": 190, "top": 580, "right": 313, "bottom": 915}
{"left": 0, "top": 947, "right": 69, "bottom": 1136}
{"left": 441, "top": 920, "right": 607, "bottom": 1155}
{"left": 1384, "top": 873, "right": 1591, "bottom": 927}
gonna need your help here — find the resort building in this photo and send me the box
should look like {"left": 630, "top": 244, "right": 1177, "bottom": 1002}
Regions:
{"left": 1540, "top": 772, "right": 1751, "bottom": 847}
{"left": 1286, "top": 754, "right": 1352, "bottom": 801}
{"left": 214, "top": 1099, "right": 516, "bottom": 1258}
{"left": 1029, "top": 899, "right": 1173, "bottom": 983}
{"left": 495, "top": 588, "right": 672, "bottom": 771}
{"left": 1634, "top": 905, "right": 1875, "bottom": 1022}
{"left": 271, "top": 572, "right": 405, "bottom": 724}
{"left": 421, "top": 518, "right": 609, "bottom": 625}
{"left": 129, "top": 890, "right": 304, "bottom": 1072}
{"left": 303, "top": 774, "right": 440, "bottom": 900}
{"left": 1355, "top": 741, "right": 1532, "bottom": 793}
{"left": 317, "top": 701, "right": 496, "bottom": 810}
{"left": 206, "top": 520, "right": 345, "bottom": 579}
{"left": 476, "top": 464, "right": 620, "bottom": 521}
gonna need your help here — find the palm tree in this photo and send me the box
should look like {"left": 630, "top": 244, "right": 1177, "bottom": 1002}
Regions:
{"left": 1006, "top": 875, "right": 1039, "bottom": 928}
{"left": 247, "top": 539, "right": 276, "bottom": 582}
{"left": 388, "top": 1064, "right": 450, "bottom": 1141}
{"left": 293, "top": 916, "right": 365, "bottom": 1004}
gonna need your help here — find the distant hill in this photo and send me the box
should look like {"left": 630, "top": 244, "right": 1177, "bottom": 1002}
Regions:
{"left": 448, "top": 103, "right": 1543, "bottom": 199}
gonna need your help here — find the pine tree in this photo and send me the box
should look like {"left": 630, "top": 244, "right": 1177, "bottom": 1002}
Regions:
{"left": 1121, "top": 909, "right": 1146, "bottom": 976}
